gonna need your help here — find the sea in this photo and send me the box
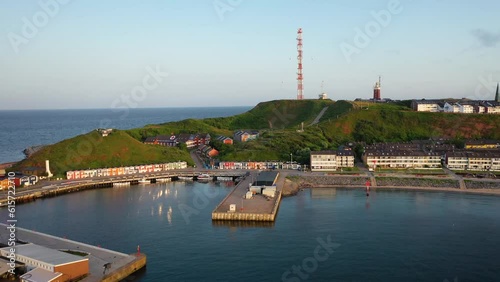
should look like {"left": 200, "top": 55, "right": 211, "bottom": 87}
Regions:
{"left": 0, "top": 107, "right": 250, "bottom": 164}
{"left": 0, "top": 184, "right": 499, "bottom": 281}
{"left": 1, "top": 108, "right": 500, "bottom": 281}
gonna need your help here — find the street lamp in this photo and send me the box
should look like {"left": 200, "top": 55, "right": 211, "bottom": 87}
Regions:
{"left": 290, "top": 153, "right": 293, "bottom": 169}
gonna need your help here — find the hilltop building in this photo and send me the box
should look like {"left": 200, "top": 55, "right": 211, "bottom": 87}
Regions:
{"left": 373, "top": 76, "right": 381, "bottom": 101}
{"left": 411, "top": 99, "right": 500, "bottom": 114}
{"left": 233, "top": 130, "right": 259, "bottom": 142}
{"left": 144, "top": 133, "right": 210, "bottom": 148}
{"left": 496, "top": 82, "right": 499, "bottom": 102}
{"left": 216, "top": 136, "right": 233, "bottom": 145}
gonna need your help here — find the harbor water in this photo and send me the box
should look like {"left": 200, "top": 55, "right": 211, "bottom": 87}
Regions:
{"left": 2, "top": 183, "right": 499, "bottom": 281}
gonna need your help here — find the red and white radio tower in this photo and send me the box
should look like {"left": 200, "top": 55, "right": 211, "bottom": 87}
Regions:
{"left": 297, "top": 28, "right": 303, "bottom": 100}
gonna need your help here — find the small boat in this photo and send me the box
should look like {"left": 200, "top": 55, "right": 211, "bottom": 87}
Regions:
{"left": 156, "top": 177, "right": 171, "bottom": 183}
{"left": 177, "top": 176, "right": 194, "bottom": 181}
{"left": 197, "top": 174, "right": 211, "bottom": 181}
{"left": 138, "top": 178, "right": 150, "bottom": 184}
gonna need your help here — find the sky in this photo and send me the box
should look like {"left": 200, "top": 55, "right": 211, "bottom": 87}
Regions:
{"left": 0, "top": 0, "right": 499, "bottom": 110}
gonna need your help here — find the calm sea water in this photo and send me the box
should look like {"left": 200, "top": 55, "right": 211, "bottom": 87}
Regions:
{"left": 2, "top": 184, "right": 499, "bottom": 282}
{"left": 0, "top": 107, "right": 250, "bottom": 163}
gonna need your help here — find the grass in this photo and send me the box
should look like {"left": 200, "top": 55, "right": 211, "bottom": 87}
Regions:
{"left": 11, "top": 130, "right": 193, "bottom": 177}
{"left": 374, "top": 169, "right": 446, "bottom": 175}
{"left": 12, "top": 99, "right": 500, "bottom": 176}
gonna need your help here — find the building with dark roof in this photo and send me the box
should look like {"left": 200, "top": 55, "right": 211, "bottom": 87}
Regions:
{"left": 253, "top": 171, "right": 279, "bottom": 186}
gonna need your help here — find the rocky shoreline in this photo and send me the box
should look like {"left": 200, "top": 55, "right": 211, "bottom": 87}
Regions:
{"left": 282, "top": 175, "right": 500, "bottom": 197}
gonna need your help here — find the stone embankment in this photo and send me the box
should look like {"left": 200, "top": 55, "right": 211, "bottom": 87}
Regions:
{"left": 283, "top": 175, "right": 370, "bottom": 196}
{"left": 375, "top": 177, "right": 460, "bottom": 189}
{"left": 284, "top": 174, "right": 500, "bottom": 195}
{"left": 464, "top": 180, "right": 500, "bottom": 189}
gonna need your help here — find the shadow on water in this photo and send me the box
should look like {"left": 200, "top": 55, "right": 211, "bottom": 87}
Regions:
{"left": 212, "top": 220, "right": 275, "bottom": 229}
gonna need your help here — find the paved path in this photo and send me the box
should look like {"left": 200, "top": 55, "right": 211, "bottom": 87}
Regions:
{"left": 443, "top": 166, "right": 466, "bottom": 189}
{"left": 309, "top": 106, "right": 329, "bottom": 125}
{"left": 189, "top": 150, "right": 205, "bottom": 169}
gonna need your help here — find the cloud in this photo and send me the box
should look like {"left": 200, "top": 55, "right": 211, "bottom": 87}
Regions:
{"left": 471, "top": 29, "right": 500, "bottom": 47}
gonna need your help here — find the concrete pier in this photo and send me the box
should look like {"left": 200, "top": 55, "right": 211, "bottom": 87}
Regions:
{"left": 0, "top": 224, "right": 146, "bottom": 282}
{"left": 212, "top": 172, "right": 283, "bottom": 222}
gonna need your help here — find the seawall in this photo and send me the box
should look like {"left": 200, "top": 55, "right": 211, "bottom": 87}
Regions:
{"left": 101, "top": 254, "right": 147, "bottom": 282}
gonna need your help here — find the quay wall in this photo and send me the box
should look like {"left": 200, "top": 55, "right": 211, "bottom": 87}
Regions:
{"left": 212, "top": 212, "right": 275, "bottom": 221}
{"left": 212, "top": 191, "right": 282, "bottom": 222}
{"left": 101, "top": 254, "right": 147, "bottom": 282}
{"left": 289, "top": 175, "right": 499, "bottom": 191}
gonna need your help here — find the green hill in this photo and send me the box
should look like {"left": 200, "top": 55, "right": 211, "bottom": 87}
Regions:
{"left": 12, "top": 130, "right": 192, "bottom": 177}
{"left": 319, "top": 102, "right": 500, "bottom": 144}
{"left": 12, "top": 99, "right": 500, "bottom": 176}
{"left": 126, "top": 99, "right": 336, "bottom": 141}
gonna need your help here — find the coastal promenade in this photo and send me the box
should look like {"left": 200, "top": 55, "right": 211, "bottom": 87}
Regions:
{"left": 0, "top": 224, "right": 145, "bottom": 282}
{"left": 0, "top": 169, "right": 246, "bottom": 206}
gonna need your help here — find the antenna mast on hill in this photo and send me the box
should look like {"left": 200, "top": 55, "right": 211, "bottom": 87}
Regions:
{"left": 297, "top": 28, "right": 303, "bottom": 100}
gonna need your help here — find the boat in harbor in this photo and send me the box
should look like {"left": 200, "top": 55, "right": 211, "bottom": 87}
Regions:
{"left": 156, "top": 177, "right": 171, "bottom": 183}
{"left": 197, "top": 174, "right": 211, "bottom": 181}
{"left": 138, "top": 178, "right": 150, "bottom": 184}
{"left": 177, "top": 176, "right": 194, "bottom": 181}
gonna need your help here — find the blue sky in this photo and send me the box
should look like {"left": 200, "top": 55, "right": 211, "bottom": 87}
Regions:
{"left": 1, "top": 0, "right": 499, "bottom": 109}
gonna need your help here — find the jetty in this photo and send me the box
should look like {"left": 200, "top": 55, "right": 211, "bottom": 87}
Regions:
{"left": 0, "top": 224, "right": 145, "bottom": 282}
{"left": 0, "top": 170, "right": 245, "bottom": 206}
{"left": 212, "top": 171, "right": 283, "bottom": 222}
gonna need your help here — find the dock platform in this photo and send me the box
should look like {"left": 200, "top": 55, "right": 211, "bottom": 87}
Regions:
{"left": 0, "top": 224, "right": 146, "bottom": 282}
{"left": 212, "top": 172, "right": 283, "bottom": 222}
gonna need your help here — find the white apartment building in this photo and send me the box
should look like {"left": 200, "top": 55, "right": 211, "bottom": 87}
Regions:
{"left": 310, "top": 150, "right": 354, "bottom": 171}
{"left": 446, "top": 151, "right": 500, "bottom": 171}
{"left": 364, "top": 150, "right": 442, "bottom": 169}
{"left": 458, "top": 103, "right": 474, "bottom": 114}
{"left": 443, "top": 102, "right": 460, "bottom": 113}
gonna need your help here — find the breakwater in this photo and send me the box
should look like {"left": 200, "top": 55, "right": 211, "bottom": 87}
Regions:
{"left": 287, "top": 174, "right": 500, "bottom": 193}
{"left": 0, "top": 171, "right": 245, "bottom": 207}
{"left": 212, "top": 172, "right": 283, "bottom": 222}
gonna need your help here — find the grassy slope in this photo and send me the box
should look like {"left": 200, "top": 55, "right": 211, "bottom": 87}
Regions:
{"left": 207, "top": 99, "right": 336, "bottom": 130}
{"left": 13, "top": 100, "right": 500, "bottom": 174}
{"left": 126, "top": 99, "right": 336, "bottom": 141}
{"left": 12, "top": 130, "right": 193, "bottom": 177}
{"left": 319, "top": 103, "right": 500, "bottom": 144}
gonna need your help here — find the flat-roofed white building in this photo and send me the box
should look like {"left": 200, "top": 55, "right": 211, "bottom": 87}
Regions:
{"left": 310, "top": 151, "right": 337, "bottom": 171}
{"left": 20, "top": 267, "right": 63, "bottom": 282}
{"left": 310, "top": 150, "right": 355, "bottom": 171}
{"left": 411, "top": 100, "right": 440, "bottom": 112}
{"left": 0, "top": 244, "right": 89, "bottom": 281}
